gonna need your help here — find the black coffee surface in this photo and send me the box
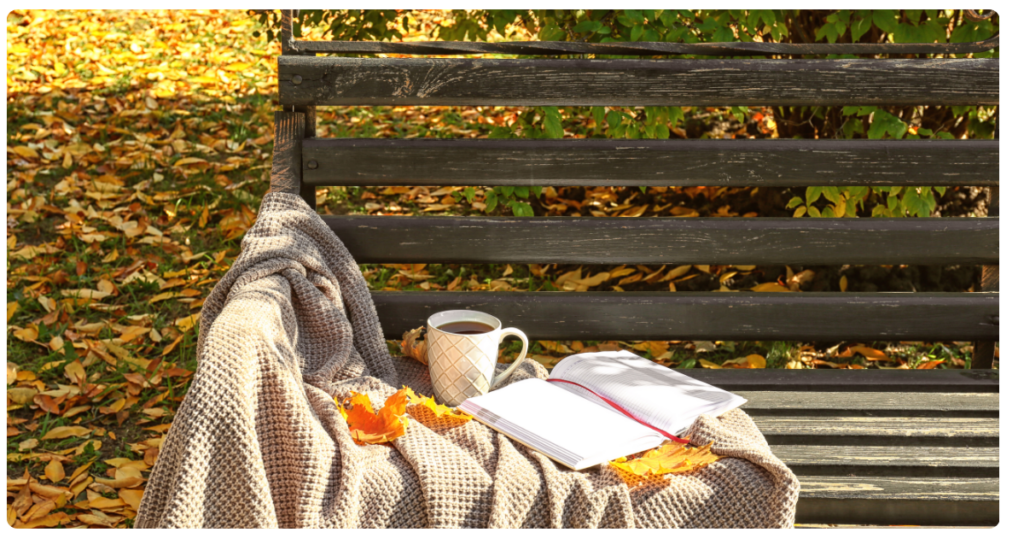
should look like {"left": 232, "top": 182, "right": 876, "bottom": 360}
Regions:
{"left": 437, "top": 321, "right": 495, "bottom": 335}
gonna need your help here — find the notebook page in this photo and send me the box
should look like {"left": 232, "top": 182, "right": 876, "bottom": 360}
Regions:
{"left": 458, "top": 378, "right": 664, "bottom": 469}
{"left": 550, "top": 351, "right": 747, "bottom": 435}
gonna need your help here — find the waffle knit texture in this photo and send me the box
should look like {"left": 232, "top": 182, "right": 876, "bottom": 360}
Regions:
{"left": 135, "top": 192, "right": 799, "bottom": 529}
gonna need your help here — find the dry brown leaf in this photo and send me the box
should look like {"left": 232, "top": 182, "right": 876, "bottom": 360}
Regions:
{"left": 611, "top": 441, "right": 722, "bottom": 478}
{"left": 41, "top": 426, "right": 92, "bottom": 440}
{"left": 849, "top": 345, "right": 890, "bottom": 361}
{"left": 45, "top": 460, "right": 66, "bottom": 483}
{"left": 401, "top": 326, "right": 428, "bottom": 365}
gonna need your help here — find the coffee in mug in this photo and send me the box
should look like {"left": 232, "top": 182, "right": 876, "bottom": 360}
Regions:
{"left": 426, "top": 310, "right": 529, "bottom": 406}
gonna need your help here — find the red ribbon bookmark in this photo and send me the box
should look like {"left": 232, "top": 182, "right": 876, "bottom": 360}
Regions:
{"left": 547, "top": 378, "right": 689, "bottom": 444}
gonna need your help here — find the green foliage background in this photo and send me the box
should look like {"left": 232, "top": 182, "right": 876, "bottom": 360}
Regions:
{"left": 256, "top": 9, "right": 998, "bottom": 218}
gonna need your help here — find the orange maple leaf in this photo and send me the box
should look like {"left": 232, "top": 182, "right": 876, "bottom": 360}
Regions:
{"left": 611, "top": 441, "right": 722, "bottom": 478}
{"left": 336, "top": 389, "right": 409, "bottom": 445}
{"left": 404, "top": 387, "right": 473, "bottom": 421}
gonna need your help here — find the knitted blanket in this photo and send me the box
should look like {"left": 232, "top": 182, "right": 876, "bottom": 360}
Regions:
{"left": 135, "top": 192, "right": 799, "bottom": 528}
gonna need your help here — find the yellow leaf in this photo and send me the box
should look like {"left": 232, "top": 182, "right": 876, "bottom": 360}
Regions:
{"left": 148, "top": 291, "right": 179, "bottom": 304}
{"left": 11, "top": 145, "right": 39, "bottom": 159}
{"left": 633, "top": 341, "right": 670, "bottom": 358}
{"left": 64, "top": 360, "right": 86, "bottom": 384}
{"left": 222, "top": 62, "right": 253, "bottom": 72}
{"left": 850, "top": 345, "right": 890, "bottom": 361}
{"left": 840, "top": 275, "right": 848, "bottom": 292}
{"left": 401, "top": 326, "right": 428, "bottom": 365}
{"left": 41, "top": 426, "right": 92, "bottom": 440}
{"left": 102, "top": 249, "right": 119, "bottom": 263}
{"left": 45, "top": 460, "right": 66, "bottom": 483}
{"left": 59, "top": 289, "right": 111, "bottom": 300}
{"left": 119, "top": 488, "right": 144, "bottom": 511}
{"left": 8, "top": 387, "right": 38, "bottom": 404}
{"left": 695, "top": 265, "right": 711, "bottom": 273}
{"left": 404, "top": 387, "right": 473, "bottom": 421}
{"left": 750, "top": 282, "right": 791, "bottom": 292}
{"left": 175, "top": 314, "right": 200, "bottom": 332}
{"left": 172, "top": 157, "right": 208, "bottom": 167}
{"left": 12, "top": 325, "right": 39, "bottom": 342}
{"left": 6, "top": 361, "right": 17, "bottom": 385}
{"left": 733, "top": 265, "right": 756, "bottom": 272}
{"left": 698, "top": 359, "right": 722, "bottom": 369}
{"left": 7, "top": 302, "right": 18, "bottom": 322}
{"left": 611, "top": 441, "right": 722, "bottom": 478}
{"left": 746, "top": 354, "right": 766, "bottom": 368}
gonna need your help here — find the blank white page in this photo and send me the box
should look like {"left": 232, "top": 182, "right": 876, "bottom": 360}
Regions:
{"left": 459, "top": 378, "right": 664, "bottom": 469}
{"left": 550, "top": 351, "right": 747, "bottom": 435}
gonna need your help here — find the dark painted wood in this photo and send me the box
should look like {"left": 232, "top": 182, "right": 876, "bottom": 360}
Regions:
{"left": 370, "top": 291, "right": 999, "bottom": 341}
{"left": 773, "top": 445, "right": 998, "bottom": 478}
{"left": 290, "top": 35, "right": 1000, "bottom": 56}
{"left": 752, "top": 416, "right": 997, "bottom": 447}
{"left": 298, "top": 105, "right": 317, "bottom": 209}
{"left": 737, "top": 391, "right": 997, "bottom": 417}
{"left": 303, "top": 138, "right": 998, "bottom": 188}
{"left": 974, "top": 185, "right": 999, "bottom": 369}
{"left": 270, "top": 112, "right": 304, "bottom": 196}
{"left": 278, "top": 57, "right": 999, "bottom": 107}
{"left": 325, "top": 216, "right": 998, "bottom": 265}
{"left": 795, "top": 476, "right": 997, "bottom": 526}
{"left": 676, "top": 369, "right": 999, "bottom": 393}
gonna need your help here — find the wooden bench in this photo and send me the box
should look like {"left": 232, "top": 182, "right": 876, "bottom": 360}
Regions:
{"left": 269, "top": 11, "right": 999, "bottom": 527}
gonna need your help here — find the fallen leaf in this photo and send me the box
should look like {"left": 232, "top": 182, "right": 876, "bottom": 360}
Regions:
{"left": 12, "top": 325, "right": 39, "bottom": 342}
{"left": 8, "top": 387, "right": 38, "bottom": 404}
{"left": 41, "top": 426, "right": 92, "bottom": 440}
{"left": 611, "top": 441, "right": 722, "bottom": 477}
{"left": 119, "top": 489, "right": 144, "bottom": 511}
{"left": 45, "top": 460, "right": 66, "bottom": 483}
{"left": 7, "top": 301, "right": 18, "bottom": 322}
{"left": 401, "top": 326, "right": 428, "bottom": 365}
{"left": 338, "top": 389, "right": 409, "bottom": 445}
{"left": 850, "top": 345, "right": 890, "bottom": 361}
{"left": 698, "top": 359, "right": 722, "bottom": 369}
{"left": 840, "top": 275, "right": 848, "bottom": 292}
{"left": 7, "top": 361, "right": 17, "bottom": 385}
{"left": 917, "top": 359, "right": 945, "bottom": 370}
{"left": 750, "top": 282, "right": 791, "bottom": 292}
{"left": 404, "top": 387, "right": 472, "bottom": 421}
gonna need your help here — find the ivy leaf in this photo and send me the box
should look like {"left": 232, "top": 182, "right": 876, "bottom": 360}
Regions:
{"left": 484, "top": 190, "right": 498, "bottom": 213}
{"left": 822, "top": 186, "right": 843, "bottom": 205}
{"left": 851, "top": 16, "right": 872, "bottom": 41}
{"left": 872, "top": 9, "right": 899, "bottom": 33}
{"left": 572, "top": 20, "right": 603, "bottom": 34}
{"left": 541, "top": 107, "right": 564, "bottom": 139}
{"left": 867, "top": 110, "right": 907, "bottom": 140}
{"left": 902, "top": 188, "right": 932, "bottom": 218}
{"left": 514, "top": 186, "right": 530, "bottom": 198}
{"left": 806, "top": 186, "right": 823, "bottom": 204}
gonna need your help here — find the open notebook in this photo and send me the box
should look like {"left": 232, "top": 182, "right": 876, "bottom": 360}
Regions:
{"left": 458, "top": 350, "right": 747, "bottom": 470}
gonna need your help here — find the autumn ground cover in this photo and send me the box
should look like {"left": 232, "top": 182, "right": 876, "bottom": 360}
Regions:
{"left": 6, "top": 9, "right": 996, "bottom": 528}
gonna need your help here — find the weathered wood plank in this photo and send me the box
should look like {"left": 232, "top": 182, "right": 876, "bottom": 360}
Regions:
{"left": 795, "top": 476, "right": 998, "bottom": 525}
{"left": 278, "top": 57, "right": 999, "bottom": 107}
{"left": 303, "top": 138, "right": 999, "bottom": 187}
{"left": 370, "top": 291, "right": 999, "bottom": 341}
{"left": 327, "top": 216, "right": 999, "bottom": 266}
{"left": 751, "top": 416, "right": 998, "bottom": 446}
{"left": 290, "top": 35, "right": 1000, "bottom": 56}
{"left": 773, "top": 445, "right": 998, "bottom": 478}
{"left": 269, "top": 111, "right": 304, "bottom": 195}
{"left": 677, "top": 369, "right": 999, "bottom": 393}
{"left": 736, "top": 391, "right": 997, "bottom": 416}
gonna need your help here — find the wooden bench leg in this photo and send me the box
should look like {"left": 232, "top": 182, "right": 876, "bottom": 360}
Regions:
{"left": 973, "top": 185, "right": 998, "bottom": 369}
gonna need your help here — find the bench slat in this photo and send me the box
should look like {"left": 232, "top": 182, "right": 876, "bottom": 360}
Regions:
{"left": 678, "top": 369, "right": 999, "bottom": 393}
{"left": 328, "top": 216, "right": 998, "bottom": 265}
{"left": 278, "top": 57, "right": 998, "bottom": 107}
{"left": 795, "top": 476, "right": 998, "bottom": 525}
{"left": 751, "top": 416, "right": 997, "bottom": 446}
{"left": 370, "top": 291, "right": 998, "bottom": 340}
{"left": 736, "top": 391, "right": 997, "bottom": 416}
{"left": 304, "top": 138, "right": 999, "bottom": 187}
{"left": 773, "top": 445, "right": 998, "bottom": 477}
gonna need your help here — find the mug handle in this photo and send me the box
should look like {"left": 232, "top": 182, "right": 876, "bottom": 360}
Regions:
{"left": 490, "top": 327, "right": 529, "bottom": 388}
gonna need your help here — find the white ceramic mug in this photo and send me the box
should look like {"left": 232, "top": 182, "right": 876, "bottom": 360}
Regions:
{"left": 426, "top": 310, "right": 529, "bottom": 406}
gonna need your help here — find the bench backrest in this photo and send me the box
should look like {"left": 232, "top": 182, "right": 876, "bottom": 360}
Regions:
{"left": 271, "top": 12, "right": 999, "bottom": 367}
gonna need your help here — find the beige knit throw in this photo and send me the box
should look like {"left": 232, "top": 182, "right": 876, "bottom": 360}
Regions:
{"left": 135, "top": 192, "right": 799, "bottom": 528}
